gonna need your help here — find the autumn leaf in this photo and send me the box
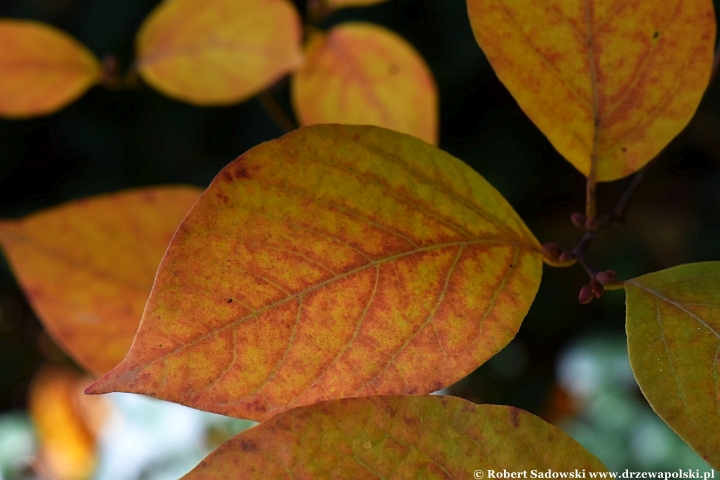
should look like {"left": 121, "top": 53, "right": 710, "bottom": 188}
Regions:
{"left": 292, "top": 23, "right": 438, "bottom": 145}
{"left": 625, "top": 262, "right": 720, "bottom": 469}
{"left": 86, "top": 124, "right": 543, "bottom": 421}
{"left": 135, "top": 0, "right": 303, "bottom": 105}
{"left": 0, "top": 19, "right": 100, "bottom": 118}
{"left": 183, "top": 395, "right": 606, "bottom": 479}
{"left": 466, "top": 0, "right": 715, "bottom": 181}
{"left": 0, "top": 186, "right": 201, "bottom": 377}
{"left": 29, "top": 366, "right": 108, "bottom": 480}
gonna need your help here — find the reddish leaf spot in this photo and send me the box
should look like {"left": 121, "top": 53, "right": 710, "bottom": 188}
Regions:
{"left": 234, "top": 159, "right": 251, "bottom": 179}
{"left": 239, "top": 440, "right": 258, "bottom": 452}
{"left": 221, "top": 171, "right": 233, "bottom": 182}
{"left": 249, "top": 400, "right": 267, "bottom": 413}
{"left": 216, "top": 193, "right": 229, "bottom": 204}
{"left": 402, "top": 415, "right": 419, "bottom": 426}
{"left": 510, "top": 407, "right": 520, "bottom": 427}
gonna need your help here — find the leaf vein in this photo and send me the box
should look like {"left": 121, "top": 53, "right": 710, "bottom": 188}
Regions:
{"left": 287, "top": 264, "right": 381, "bottom": 407}
{"left": 356, "top": 245, "right": 465, "bottom": 393}
{"left": 654, "top": 296, "right": 702, "bottom": 435}
{"left": 114, "top": 240, "right": 535, "bottom": 390}
{"left": 601, "top": 0, "right": 682, "bottom": 121}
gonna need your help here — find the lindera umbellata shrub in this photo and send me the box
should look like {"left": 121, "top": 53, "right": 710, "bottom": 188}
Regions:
{"left": 0, "top": 0, "right": 718, "bottom": 477}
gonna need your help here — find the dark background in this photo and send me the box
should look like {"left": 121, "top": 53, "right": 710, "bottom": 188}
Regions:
{"left": 0, "top": 0, "right": 718, "bottom": 425}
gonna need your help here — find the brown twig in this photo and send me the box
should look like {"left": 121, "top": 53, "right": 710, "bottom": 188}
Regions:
{"left": 258, "top": 91, "right": 298, "bottom": 133}
{"left": 571, "top": 231, "right": 597, "bottom": 279}
{"left": 307, "top": 0, "right": 332, "bottom": 25}
{"left": 569, "top": 164, "right": 648, "bottom": 284}
{"left": 597, "top": 164, "right": 648, "bottom": 229}
{"left": 98, "top": 56, "right": 142, "bottom": 90}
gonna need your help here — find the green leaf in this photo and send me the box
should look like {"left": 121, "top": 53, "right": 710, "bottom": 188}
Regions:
{"left": 183, "top": 395, "right": 607, "bottom": 479}
{"left": 625, "top": 262, "right": 720, "bottom": 469}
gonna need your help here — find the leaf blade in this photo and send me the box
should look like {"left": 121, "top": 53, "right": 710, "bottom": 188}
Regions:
{"left": 183, "top": 395, "right": 606, "bottom": 479}
{"left": 292, "top": 23, "right": 439, "bottom": 145}
{"left": 136, "top": 0, "right": 303, "bottom": 105}
{"left": 86, "top": 125, "right": 542, "bottom": 421}
{"left": 625, "top": 262, "right": 720, "bottom": 469}
{"left": 0, "top": 187, "right": 201, "bottom": 377}
{"left": 0, "top": 20, "right": 100, "bottom": 118}
{"left": 466, "top": 0, "right": 716, "bottom": 181}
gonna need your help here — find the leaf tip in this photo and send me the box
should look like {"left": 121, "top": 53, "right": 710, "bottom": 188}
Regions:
{"left": 83, "top": 375, "right": 113, "bottom": 395}
{"left": 82, "top": 382, "right": 101, "bottom": 396}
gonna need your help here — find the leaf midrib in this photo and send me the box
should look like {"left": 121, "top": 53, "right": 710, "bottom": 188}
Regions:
{"left": 110, "top": 238, "right": 535, "bottom": 388}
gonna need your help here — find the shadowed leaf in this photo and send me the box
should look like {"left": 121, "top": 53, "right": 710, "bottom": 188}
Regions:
{"left": 184, "top": 396, "right": 606, "bottom": 479}
{"left": 0, "top": 187, "right": 201, "bottom": 377}
{"left": 136, "top": 0, "right": 303, "bottom": 105}
{"left": 29, "top": 366, "right": 108, "bottom": 480}
{"left": 0, "top": 20, "right": 99, "bottom": 118}
{"left": 86, "top": 125, "right": 543, "bottom": 421}
{"left": 292, "top": 23, "right": 438, "bottom": 145}
{"left": 626, "top": 262, "right": 720, "bottom": 469}
{"left": 466, "top": 0, "right": 715, "bottom": 181}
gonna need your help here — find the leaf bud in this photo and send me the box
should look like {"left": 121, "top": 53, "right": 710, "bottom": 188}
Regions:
{"left": 589, "top": 279, "right": 604, "bottom": 298}
{"left": 578, "top": 285, "right": 594, "bottom": 304}
{"left": 595, "top": 270, "right": 617, "bottom": 286}
{"left": 542, "top": 242, "right": 563, "bottom": 259}
{"left": 584, "top": 217, "right": 599, "bottom": 230}
{"left": 558, "top": 251, "right": 575, "bottom": 262}
{"left": 570, "top": 212, "right": 586, "bottom": 228}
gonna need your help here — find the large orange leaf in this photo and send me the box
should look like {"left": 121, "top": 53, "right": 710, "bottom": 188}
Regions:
{"left": 184, "top": 396, "right": 606, "bottom": 479}
{"left": 86, "top": 124, "right": 543, "bottom": 421}
{"left": 0, "top": 187, "right": 201, "bottom": 377}
{"left": 466, "top": 0, "right": 715, "bottom": 181}
{"left": 135, "top": 0, "right": 303, "bottom": 105}
{"left": 291, "top": 23, "right": 438, "bottom": 145}
{"left": 625, "top": 262, "right": 720, "bottom": 469}
{"left": 0, "top": 20, "right": 100, "bottom": 118}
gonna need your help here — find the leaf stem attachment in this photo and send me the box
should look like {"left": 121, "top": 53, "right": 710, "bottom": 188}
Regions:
{"left": 545, "top": 165, "right": 647, "bottom": 302}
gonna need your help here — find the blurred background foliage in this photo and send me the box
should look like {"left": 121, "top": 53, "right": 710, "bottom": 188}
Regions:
{"left": 0, "top": 0, "right": 719, "bottom": 478}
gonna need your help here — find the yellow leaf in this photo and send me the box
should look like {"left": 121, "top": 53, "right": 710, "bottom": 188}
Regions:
{"left": 136, "top": 0, "right": 303, "bottom": 105}
{"left": 86, "top": 125, "right": 543, "bottom": 421}
{"left": 184, "top": 396, "right": 606, "bottom": 478}
{"left": 0, "top": 20, "right": 100, "bottom": 118}
{"left": 0, "top": 187, "right": 201, "bottom": 377}
{"left": 625, "top": 262, "right": 720, "bottom": 469}
{"left": 466, "top": 0, "right": 716, "bottom": 181}
{"left": 292, "top": 23, "right": 438, "bottom": 145}
{"left": 29, "top": 366, "right": 108, "bottom": 480}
